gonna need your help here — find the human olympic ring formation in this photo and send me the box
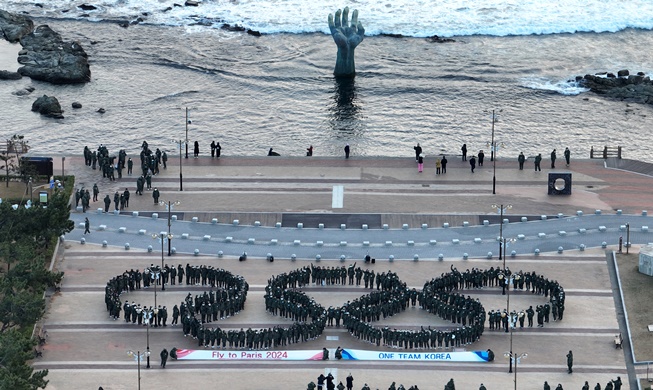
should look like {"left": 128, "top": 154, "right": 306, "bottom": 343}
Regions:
{"left": 104, "top": 264, "right": 565, "bottom": 351}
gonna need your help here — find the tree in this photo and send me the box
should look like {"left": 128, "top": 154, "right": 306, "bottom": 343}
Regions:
{"left": 0, "top": 329, "right": 48, "bottom": 390}
{"left": 0, "top": 151, "right": 15, "bottom": 188}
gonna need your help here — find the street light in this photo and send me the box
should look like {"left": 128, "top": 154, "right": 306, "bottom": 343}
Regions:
{"left": 148, "top": 266, "right": 161, "bottom": 307}
{"left": 486, "top": 109, "right": 503, "bottom": 194}
{"left": 504, "top": 351, "right": 527, "bottom": 389}
{"left": 185, "top": 107, "right": 191, "bottom": 159}
{"left": 160, "top": 200, "right": 180, "bottom": 256}
{"left": 151, "top": 234, "right": 171, "bottom": 290}
{"left": 127, "top": 350, "right": 150, "bottom": 388}
{"left": 173, "top": 139, "right": 186, "bottom": 191}
{"left": 492, "top": 204, "right": 512, "bottom": 260}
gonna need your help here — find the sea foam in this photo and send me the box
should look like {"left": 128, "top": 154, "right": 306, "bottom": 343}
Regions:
{"left": 5, "top": 0, "right": 653, "bottom": 37}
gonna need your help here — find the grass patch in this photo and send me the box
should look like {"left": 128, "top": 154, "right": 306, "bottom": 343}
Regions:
{"left": 617, "top": 253, "right": 653, "bottom": 362}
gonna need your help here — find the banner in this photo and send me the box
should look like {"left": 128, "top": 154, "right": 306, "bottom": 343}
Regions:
{"left": 175, "top": 348, "right": 490, "bottom": 362}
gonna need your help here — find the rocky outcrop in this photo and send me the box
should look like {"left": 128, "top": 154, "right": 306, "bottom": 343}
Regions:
{"left": 0, "top": 70, "right": 21, "bottom": 80}
{"left": 31, "top": 94, "right": 64, "bottom": 118}
{"left": 576, "top": 70, "right": 653, "bottom": 104}
{"left": 0, "top": 10, "right": 34, "bottom": 42}
{"left": 17, "top": 25, "right": 91, "bottom": 84}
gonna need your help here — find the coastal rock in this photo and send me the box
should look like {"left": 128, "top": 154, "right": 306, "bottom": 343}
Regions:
{"left": 0, "top": 10, "right": 35, "bottom": 42}
{"left": 31, "top": 94, "right": 64, "bottom": 118}
{"left": 426, "top": 34, "right": 456, "bottom": 43}
{"left": 222, "top": 23, "right": 245, "bottom": 32}
{"left": 97, "top": 108, "right": 105, "bottom": 114}
{"left": 246, "top": 29, "right": 261, "bottom": 37}
{"left": 185, "top": 0, "right": 200, "bottom": 6}
{"left": 578, "top": 70, "right": 653, "bottom": 104}
{"left": 13, "top": 86, "right": 35, "bottom": 96}
{"left": 18, "top": 25, "right": 91, "bottom": 84}
{"left": 0, "top": 70, "right": 22, "bottom": 80}
{"left": 72, "top": 102, "right": 82, "bottom": 109}
{"left": 78, "top": 4, "right": 97, "bottom": 11}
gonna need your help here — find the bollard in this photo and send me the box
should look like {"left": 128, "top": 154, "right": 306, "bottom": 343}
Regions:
{"left": 517, "top": 234, "right": 525, "bottom": 240}
{"left": 124, "top": 243, "right": 130, "bottom": 250}
{"left": 171, "top": 215, "right": 177, "bottom": 221}
{"left": 421, "top": 223, "right": 428, "bottom": 229}
{"left": 557, "top": 213, "right": 564, "bottom": 219}
{"left": 192, "top": 217, "right": 199, "bottom": 223}
{"left": 643, "top": 210, "right": 648, "bottom": 216}
{"left": 483, "top": 220, "right": 489, "bottom": 226}
{"left": 474, "top": 238, "right": 482, "bottom": 244}
{"left": 558, "top": 231, "right": 567, "bottom": 236}
{"left": 602, "top": 241, "right": 608, "bottom": 248}
{"left": 203, "top": 235, "right": 211, "bottom": 241}
{"left": 316, "top": 241, "right": 323, "bottom": 247}
{"left": 248, "top": 238, "right": 255, "bottom": 244}
{"left": 558, "top": 246, "right": 564, "bottom": 253}
{"left": 389, "top": 255, "right": 394, "bottom": 262}
{"left": 511, "top": 250, "right": 517, "bottom": 257}
{"left": 318, "top": 223, "right": 324, "bottom": 230}
{"left": 578, "top": 228, "right": 586, "bottom": 234}
{"left": 540, "top": 215, "right": 547, "bottom": 220}
{"left": 294, "top": 240, "right": 301, "bottom": 246}
{"left": 340, "top": 224, "right": 346, "bottom": 230}
{"left": 340, "top": 241, "right": 347, "bottom": 246}
{"left": 443, "top": 223, "right": 450, "bottom": 228}
{"left": 429, "top": 240, "right": 437, "bottom": 246}
{"left": 616, "top": 210, "right": 622, "bottom": 215}
{"left": 413, "top": 254, "right": 419, "bottom": 261}
{"left": 579, "top": 244, "right": 586, "bottom": 251}
{"left": 340, "top": 255, "right": 346, "bottom": 262}
{"left": 363, "top": 241, "right": 370, "bottom": 246}
{"left": 97, "top": 208, "right": 103, "bottom": 214}
{"left": 290, "top": 254, "right": 296, "bottom": 261}
{"left": 254, "top": 221, "right": 261, "bottom": 227}
{"left": 113, "top": 209, "right": 120, "bottom": 216}
{"left": 297, "top": 223, "right": 303, "bottom": 229}
{"left": 139, "top": 229, "right": 147, "bottom": 235}
{"left": 595, "top": 209, "right": 601, "bottom": 215}
{"left": 98, "top": 224, "right": 106, "bottom": 231}
{"left": 224, "top": 236, "right": 232, "bottom": 242}
{"left": 171, "top": 247, "right": 177, "bottom": 254}
{"left": 383, "top": 224, "right": 389, "bottom": 230}
{"left": 385, "top": 241, "right": 393, "bottom": 247}
{"left": 270, "top": 239, "right": 278, "bottom": 245}
{"left": 463, "top": 253, "right": 468, "bottom": 260}
{"left": 276, "top": 222, "right": 282, "bottom": 228}
{"left": 463, "top": 221, "right": 469, "bottom": 227}
{"left": 487, "top": 252, "right": 493, "bottom": 259}
{"left": 315, "top": 254, "right": 320, "bottom": 261}
{"left": 402, "top": 224, "right": 409, "bottom": 230}
{"left": 438, "top": 253, "right": 444, "bottom": 261}
{"left": 218, "top": 250, "right": 223, "bottom": 257}
{"left": 362, "top": 224, "right": 368, "bottom": 230}
{"left": 102, "top": 240, "right": 108, "bottom": 248}
{"left": 152, "top": 213, "right": 158, "bottom": 219}
{"left": 233, "top": 219, "right": 239, "bottom": 226}
{"left": 407, "top": 240, "right": 415, "bottom": 246}
{"left": 599, "top": 226, "right": 607, "bottom": 232}
{"left": 521, "top": 217, "right": 528, "bottom": 222}
{"left": 211, "top": 218, "right": 218, "bottom": 224}
{"left": 534, "top": 248, "right": 540, "bottom": 255}
{"left": 452, "top": 239, "right": 460, "bottom": 244}
{"left": 577, "top": 210, "right": 583, "bottom": 216}
{"left": 194, "top": 249, "right": 200, "bottom": 256}
{"left": 147, "top": 245, "right": 153, "bottom": 253}
{"left": 80, "top": 237, "right": 86, "bottom": 245}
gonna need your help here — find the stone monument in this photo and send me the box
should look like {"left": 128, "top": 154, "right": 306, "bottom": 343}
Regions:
{"left": 328, "top": 7, "right": 365, "bottom": 78}
{"left": 639, "top": 244, "right": 653, "bottom": 276}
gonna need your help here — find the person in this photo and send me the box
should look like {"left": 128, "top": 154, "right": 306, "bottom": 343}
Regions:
{"left": 435, "top": 158, "right": 441, "bottom": 174}
{"left": 103, "top": 194, "right": 111, "bottom": 213}
{"left": 361, "top": 384, "right": 370, "bottom": 390}
{"left": 417, "top": 153, "right": 424, "bottom": 173}
{"left": 127, "top": 158, "right": 133, "bottom": 175}
{"left": 337, "top": 382, "right": 345, "bottom": 390}
{"left": 326, "top": 373, "right": 335, "bottom": 390}
{"left": 534, "top": 153, "right": 542, "bottom": 171}
{"left": 611, "top": 377, "right": 622, "bottom": 390}
{"left": 566, "top": 350, "right": 573, "bottom": 373}
{"left": 441, "top": 155, "right": 447, "bottom": 173}
{"left": 478, "top": 150, "right": 485, "bottom": 166}
{"left": 268, "top": 148, "right": 280, "bottom": 156}
{"left": 216, "top": 142, "right": 221, "bottom": 158}
{"left": 469, "top": 155, "right": 476, "bottom": 172}
{"left": 153, "top": 188, "right": 160, "bottom": 204}
{"left": 555, "top": 385, "right": 563, "bottom": 390}
{"left": 160, "top": 348, "right": 168, "bottom": 368}
{"left": 124, "top": 188, "right": 130, "bottom": 208}
{"left": 307, "top": 145, "right": 313, "bottom": 156}
{"left": 518, "top": 152, "right": 525, "bottom": 170}
{"left": 344, "top": 144, "right": 350, "bottom": 159}
{"left": 317, "top": 374, "right": 326, "bottom": 390}
{"left": 461, "top": 143, "right": 467, "bottom": 161}
{"left": 346, "top": 373, "right": 354, "bottom": 390}
{"left": 413, "top": 143, "right": 422, "bottom": 162}
{"left": 582, "top": 381, "right": 590, "bottom": 390}
{"left": 210, "top": 140, "right": 216, "bottom": 158}
{"left": 84, "top": 217, "right": 90, "bottom": 234}
{"left": 335, "top": 346, "right": 343, "bottom": 359}
{"left": 162, "top": 151, "right": 168, "bottom": 169}
{"left": 194, "top": 141, "right": 199, "bottom": 158}
{"left": 92, "top": 183, "right": 99, "bottom": 202}
{"left": 479, "top": 384, "right": 487, "bottom": 390}
{"left": 564, "top": 147, "right": 570, "bottom": 166}
{"left": 486, "top": 349, "right": 494, "bottom": 361}
{"left": 543, "top": 381, "right": 551, "bottom": 390}
{"left": 322, "top": 347, "right": 329, "bottom": 360}
{"left": 551, "top": 149, "right": 557, "bottom": 168}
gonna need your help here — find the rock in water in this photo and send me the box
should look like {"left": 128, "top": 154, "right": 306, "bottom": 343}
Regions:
{"left": 72, "top": 102, "right": 82, "bottom": 109}
{"left": 0, "top": 70, "right": 22, "bottom": 80}
{"left": 0, "top": 10, "right": 35, "bottom": 42}
{"left": 18, "top": 25, "right": 91, "bottom": 84}
{"left": 32, "top": 95, "right": 64, "bottom": 118}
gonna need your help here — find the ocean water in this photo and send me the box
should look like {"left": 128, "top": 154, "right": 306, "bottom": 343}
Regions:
{"left": 1, "top": 0, "right": 653, "bottom": 160}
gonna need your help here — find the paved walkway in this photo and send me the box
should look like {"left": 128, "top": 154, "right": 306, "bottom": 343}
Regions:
{"left": 34, "top": 155, "right": 650, "bottom": 390}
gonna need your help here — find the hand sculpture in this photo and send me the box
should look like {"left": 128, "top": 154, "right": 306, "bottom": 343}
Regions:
{"left": 328, "top": 7, "right": 365, "bottom": 77}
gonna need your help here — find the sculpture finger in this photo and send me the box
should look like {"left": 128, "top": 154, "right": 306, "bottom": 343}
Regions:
{"left": 334, "top": 9, "right": 342, "bottom": 28}
{"left": 341, "top": 7, "right": 350, "bottom": 28}
{"left": 357, "top": 22, "right": 365, "bottom": 37}
{"left": 350, "top": 9, "right": 358, "bottom": 28}
{"left": 328, "top": 14, "right": 337, "bottom": 35}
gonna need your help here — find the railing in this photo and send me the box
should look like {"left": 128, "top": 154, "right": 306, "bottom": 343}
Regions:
{"left": 590, "top": 146, "right": 622, "bottom": 159}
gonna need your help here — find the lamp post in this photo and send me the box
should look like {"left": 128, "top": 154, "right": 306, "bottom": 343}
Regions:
{"left": 152, "top": 233, "right": 173, "bottom": 289}
{"left": 504, "top": 351, "right": 527, "bottom": 388}
{"left": 492, "top": 204, "right": 512, "bottom": 260}
{"left": 185, "top": 107, "right": 190, "bottom": 159}
{"left": 142, "top": 307, "right": 152, "bottom": 368}
{"left": 149, "top": 267, "right": 161, "bottom": 307}
{"left": 160, "top": 200, "right": 180, "bottom": 256}
{"left": 626, "top": 222, "right": 630, "bottom": 254}
{"left": 486, "top": 109, "right": 503, "bottom": 194}
{"left": 174, "top": 139, "right": 185, "bottom": 191}
{"left": 127, "top": 350, "right": 150, "bottom": 388}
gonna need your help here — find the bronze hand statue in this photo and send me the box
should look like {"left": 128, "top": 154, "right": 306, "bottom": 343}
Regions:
{"left": 328, "top": 7, "right": 365, "bottom": 77}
